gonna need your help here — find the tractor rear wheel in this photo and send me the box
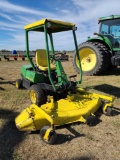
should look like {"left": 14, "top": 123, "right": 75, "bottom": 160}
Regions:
{"left": 73, "top": 42, "right": 110, "bottom": 76}
{"left": 29, "top": 84, "right": 46, "bottom": 106}
{"left": 96, "top": 42, "right": 117, "bottom": 70}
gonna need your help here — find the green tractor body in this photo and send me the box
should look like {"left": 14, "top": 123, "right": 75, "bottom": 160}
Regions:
{"left": 16, "top": 19, "right": 82, "bottom": 105}
{"left": 21, "top": 65, "right": 44, "bottom": 83}
{"left": 73, "top": 15, "right": 120, "bottom": 75}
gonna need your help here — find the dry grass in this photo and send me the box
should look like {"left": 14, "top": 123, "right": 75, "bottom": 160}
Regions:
{"left": 0, "top": 59, "right": 120, "bottom": 160}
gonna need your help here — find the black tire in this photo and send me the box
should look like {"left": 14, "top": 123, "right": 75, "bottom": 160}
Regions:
{"left": 73, "top": 42, "right": 110, "bottom": 76}
{"left": 103, "top": 107, "right": 112, "bottom": 116}
{"left": 108, "top": 64, "right": 117, "bottom": 70}
{"left": 93, "top": 42, "right": 115, "bottom": 71}
{"left": 16, "top": 79, "right": 22, "bottom": 89}
{"left": 40, "top": 126, "right": 57, "bottom": 144}
{"left": 14, "top": 57, "right": 17, "bottom": 61}
{"left": 29, "top": 84, "right": 46, "bottom": 106}
{"left": 108, "top": 55, "right": 117, "bottom": 70}
{"left": 22, "top": 57, "right": 25, "bottom": 61}
{"left": 86, "top": 116, "right": 98, "bottom": 126}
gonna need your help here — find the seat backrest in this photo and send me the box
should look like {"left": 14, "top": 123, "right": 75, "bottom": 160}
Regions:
{"left": 36, "top": 49, "right": 47, "bottom": 67}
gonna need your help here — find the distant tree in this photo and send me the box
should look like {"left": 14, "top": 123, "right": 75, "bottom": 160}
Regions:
{"left": 1, "top": 49, "right": 10, "bottom": 52}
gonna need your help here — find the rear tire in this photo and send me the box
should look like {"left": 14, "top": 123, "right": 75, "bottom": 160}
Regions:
{"left": 97, "top": 43, "right": 117, "bottom": 70}
{"left": 29, "top": 84, "right": 46, "bottom": 106}
{"left": 16, "top": 79, "right": 22, "bottom": 89}
{"left": 73, "top": 42, "right": 110, "bottom": 76}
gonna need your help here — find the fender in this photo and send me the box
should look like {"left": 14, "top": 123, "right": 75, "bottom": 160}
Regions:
{"left": 87, "top": 36, "right": 113, "bottom": 52}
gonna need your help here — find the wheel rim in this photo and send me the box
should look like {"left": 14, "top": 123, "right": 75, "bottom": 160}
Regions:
{"left": 76, "top": 48, "right": 97, "bottom": 71}
{"left": 16, "top": 82, "right": 18, "bottom": 88}
{"left": 103, "top": 107, "right": 112, "bottom": 116}
{"left": 40, "top": 128, "right": 56, "bottom": 144}
{"left": 30, "top": 90, "right": 36, "bottom": 104}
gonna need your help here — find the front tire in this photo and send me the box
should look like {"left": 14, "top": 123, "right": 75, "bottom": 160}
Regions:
{"left": 29, "top": 84, "right": 46, "bottom": 106}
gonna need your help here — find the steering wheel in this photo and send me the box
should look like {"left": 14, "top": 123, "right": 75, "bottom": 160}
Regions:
{"left": 50, "top": 52, "right": 66, "bottom": 61}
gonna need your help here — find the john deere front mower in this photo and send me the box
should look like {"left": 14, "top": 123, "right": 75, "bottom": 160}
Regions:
{"left": 73, "top": 15, "right": 120, "bottom": 75}
{"left": 15, "top": 19, "right": 114, "bottom": 144}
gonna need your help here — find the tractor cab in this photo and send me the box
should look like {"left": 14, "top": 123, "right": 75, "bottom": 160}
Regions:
{"left": 99, "top": 16, "right": 120, "bottom": 49}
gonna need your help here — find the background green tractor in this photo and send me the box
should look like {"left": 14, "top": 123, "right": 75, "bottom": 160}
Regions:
{"left": 73, "top": 15, "right": 120, "bottom": 75}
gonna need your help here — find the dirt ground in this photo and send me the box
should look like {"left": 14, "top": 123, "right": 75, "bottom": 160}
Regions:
{"left": 0, "top": 60, "right": 120, "bottom": 160}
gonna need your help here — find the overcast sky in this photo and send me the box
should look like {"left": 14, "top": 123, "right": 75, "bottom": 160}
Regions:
{"left": 0, "top": 0, "right": 120, "bottom": 51}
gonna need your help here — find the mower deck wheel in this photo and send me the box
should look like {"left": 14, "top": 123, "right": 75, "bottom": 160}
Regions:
{"left": 86, "top": 116, "right": 98, "bottom": 126}
{"left": 16, "top": 79, "right": 23, "bottom": 89}
{"left": 40, "top": 126, "right": 57, "bottom": 144}
{"left": 103, "top": 107, "right": 112, "bottom": 116}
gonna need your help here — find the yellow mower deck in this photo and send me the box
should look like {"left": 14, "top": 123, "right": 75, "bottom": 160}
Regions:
{"left": 15, "top": 88, "right": 114, "bottom": 131}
